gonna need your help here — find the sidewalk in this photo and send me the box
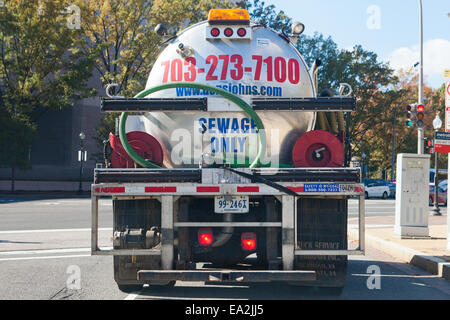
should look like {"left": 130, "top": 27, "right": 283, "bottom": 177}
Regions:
{"left": 0, "top": 180, "right": 91, "bottom": 193}
{"left": 349, "top": 214, "right": 450, "bottom": 281}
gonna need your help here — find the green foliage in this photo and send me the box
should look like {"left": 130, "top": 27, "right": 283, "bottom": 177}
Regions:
{"left": 246, "top": 0, "right": 291, "bottom": 32}
{"left": 0, "top": 0, "right": 95, "bottom": 169}
{"left": 0, "top": 112, "right": 35, "bottom": 169}
{"left": 83, "top": 0, "right": 235, "bottom": 145}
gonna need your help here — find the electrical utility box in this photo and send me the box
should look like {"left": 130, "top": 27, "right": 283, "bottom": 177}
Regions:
{"left": 394, "top": 153, "right": 430, "bottom": 237}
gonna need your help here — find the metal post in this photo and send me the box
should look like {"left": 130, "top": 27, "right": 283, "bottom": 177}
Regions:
{"left": 78, "top": 132, "right": 85, "bottom": 194}
{"left": 417, "top": 0, "right": 424, "bottom": 154}
{"left": 281, "top": 195, "right": 295, "bottom": 270}
{"left": 161, "top": 195, "right": 174, "bottom": 270}
{"left": 359, "top": 193, "right": 365, "bottom": 252}
{"left": 91, "top": 194, "right": 99, "bottom": 253}
{"left": 391, "top": 107, "right": 397, "bottom": 181}
{"left": 78, "top": 146, "right": 83, "bottom": 193}
{"left": 432, "top": 146, "right": 441, "bottom": 215}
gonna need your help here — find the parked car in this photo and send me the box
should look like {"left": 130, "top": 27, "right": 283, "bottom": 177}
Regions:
{"left": 363, "top": 180, "right": 390, "bottom": 199}
{"left": 385, "top": 181, "right": 396, "bottom": 198}
{"left": 429, "top": 184, "right": 447, "bottom": 206}
{"left": 438, "top": 179, "right": 447, "bottom": 192}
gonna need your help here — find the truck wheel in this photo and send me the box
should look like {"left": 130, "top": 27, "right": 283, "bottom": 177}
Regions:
{"left": 382, "top": 191, "right": 388, "bottom": 199}
{"left": 117, "top": 284, "right": 143, "bottom": 293}
{"left": 365, "top": 192, "right": 369, "bottom": 199}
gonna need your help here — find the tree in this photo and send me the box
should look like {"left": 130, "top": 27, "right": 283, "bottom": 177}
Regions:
{"left": 246, "top": 0, "right": 291, "bottom": 32}
{"left": 295, "top": 33, "right": 399, "bottom": 176}
{"left": 85, "top": 0, "right": 234, "bottom": 146}
{"left": 0, "top": 0, "right": 95, "bottom": 172}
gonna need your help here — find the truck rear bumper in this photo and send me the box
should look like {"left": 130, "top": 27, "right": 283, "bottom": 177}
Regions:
{"left": 91, "top": 167, "right": 365, "bottom": 269}
{"left": 137, "top": 270, "right": 316, "bottom": 283}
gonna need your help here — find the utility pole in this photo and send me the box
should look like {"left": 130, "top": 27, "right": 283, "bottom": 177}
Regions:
{"left": 417, "top": 0, "right": 424, "bottom": 154}
{"left": 78, "top": 132, "right": 86, "bottom": 194}
{"left": 391, "top": 106, "right": 397, "bottom": 181}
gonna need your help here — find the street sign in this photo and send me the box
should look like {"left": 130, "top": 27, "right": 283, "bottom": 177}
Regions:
{"left": 446, "top": 107, "right": 450, "bottom": 132}
{"left": 434, "top": 131, "right": 450, "bottom": 153}
{"left": 444, "top": 69, "right": 450, "bottom": 78}
{"left": 446, "top": 82, "right": 450, "bottom": 132}
{"left": 446, "top": 81, "right": 450, "bottom": 108}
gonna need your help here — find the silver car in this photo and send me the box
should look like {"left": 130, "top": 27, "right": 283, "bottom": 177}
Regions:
{"left": 364, "top": 181, "right": 390, "bottom": 199}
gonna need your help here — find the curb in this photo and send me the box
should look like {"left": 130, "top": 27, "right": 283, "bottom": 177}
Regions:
{"left": 348, "top": 229, "right": 450, "bottom": 281}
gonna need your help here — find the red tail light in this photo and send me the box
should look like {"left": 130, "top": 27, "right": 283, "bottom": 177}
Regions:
{"left": 237, "top": 28, "right": 246, "bottom": 37}
{"left": 224, "top": 28, "right": 233, "bottom": 37}
{"left": 210, "top": 28, "right": 220, "bottom": 37}
{"left": 241, "top": 232, "right": 257, "bottom": 251}
{"left": 198, "top": 228, "right": 213, "bottom": 246}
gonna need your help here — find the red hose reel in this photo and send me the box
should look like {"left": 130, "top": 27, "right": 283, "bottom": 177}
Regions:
{"left": 109, "top": 131, "right": 164, "bottom": 168}
{"left": 292, "top": 130, "right": 344, "bottom": 168}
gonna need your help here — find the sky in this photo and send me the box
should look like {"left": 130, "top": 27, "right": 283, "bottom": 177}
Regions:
{"left": 266, "top": 0, "right": 450, "bottom": 89}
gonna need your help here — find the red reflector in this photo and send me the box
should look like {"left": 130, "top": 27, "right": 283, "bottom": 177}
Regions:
{"left": 210, "top": 27, "right": 220, "bottom": 37}
{"left": 198, "top": 228, "right": 213, "bottom": 246}
{"left": 237, "top": 28, "right": 246, "bottom": 37}
{"left": 224, "top": 28, "right": 233, "bottom": 37}
{"left": 145, "top": 186, "right": 177, "bottom": 193}
{"left": 278, "top": 186, "right": 304, "bottom": 193}
{"left": 237, "top": 186, "right": 259, "bottom": 193}
{"left": 241, "top": 232, "right": 257, "bottom": 251}
{"left": 197, "top": 186, "right": 220, "bottom": 193}
{"left": 96, "top": 187, "right": 125, "bottom": 193}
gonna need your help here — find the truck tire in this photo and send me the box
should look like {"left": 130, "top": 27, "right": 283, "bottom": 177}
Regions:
{"left": 117, "top": 284, "right": 143, "bottom": 293}
{"left": 292, "top": 198, "right": 348, "bottom": 288}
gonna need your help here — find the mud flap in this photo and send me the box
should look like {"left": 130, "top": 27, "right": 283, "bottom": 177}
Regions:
{"left": 293, "top": 198, "right": 348, "bottom": 287}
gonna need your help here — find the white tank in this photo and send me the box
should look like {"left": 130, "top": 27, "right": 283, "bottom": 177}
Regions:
{"left": 126, "top": 20, "right": 316, "bottom": 168}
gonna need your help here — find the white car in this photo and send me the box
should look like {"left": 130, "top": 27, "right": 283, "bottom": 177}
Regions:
{"left": 364, "top": 181, "right": 390, "bottom": 199}
{"left": 438, "top": 179, "right": 447, "bottom": 192}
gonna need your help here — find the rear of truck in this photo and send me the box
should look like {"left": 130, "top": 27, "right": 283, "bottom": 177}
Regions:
{"left": 90, "top": 9, "right": 365, "bottom": 293}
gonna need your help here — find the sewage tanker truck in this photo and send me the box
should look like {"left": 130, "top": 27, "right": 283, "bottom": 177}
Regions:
{"left": 91, "top": 8, "right": 365, "bottom": 294}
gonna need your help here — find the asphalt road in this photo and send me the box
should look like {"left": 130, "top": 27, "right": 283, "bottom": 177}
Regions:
{"left": 0, "top": 196, "right": 449, "bottom": 300}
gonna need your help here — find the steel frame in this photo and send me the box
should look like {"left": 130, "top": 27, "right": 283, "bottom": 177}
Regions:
{"left": 91, "top": 176, "right": 365, "bottom": 265}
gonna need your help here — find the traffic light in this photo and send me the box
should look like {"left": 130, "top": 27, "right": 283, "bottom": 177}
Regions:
{"left": 416, "top": 104, "right": 425, "bottom": 127}
{"left": 406, "top": 104, "right": 414, "bottom": 127}
{"left": 424, "top": 137, "right": 433, "bottom": 154}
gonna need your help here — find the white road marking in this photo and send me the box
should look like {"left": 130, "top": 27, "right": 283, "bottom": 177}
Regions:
{"left": 0, "top": 254, "right": 91, "bottom": 262}
{"left": 124, "top": 291, "right": 142, "bottom": 300}
{"left": 36, "top": 202, "right": 61, "bottom": 205}
{"left": 0, "top": 227, "right": 112, "bottom": 234}
{"left": 0, "top": 247, "right": 113, "bottom": 256}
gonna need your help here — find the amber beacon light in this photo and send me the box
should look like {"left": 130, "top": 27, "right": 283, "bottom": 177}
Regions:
{"left": 208, "top": 9, "right": 250, "bottom": 25}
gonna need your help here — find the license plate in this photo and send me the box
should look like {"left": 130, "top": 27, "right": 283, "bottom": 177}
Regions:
{"left": 214, "top": 196, "right": 249, "bottom": 213}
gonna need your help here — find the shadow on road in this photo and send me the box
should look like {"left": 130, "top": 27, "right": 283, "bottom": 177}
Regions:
{"left": 128, "top": 257, "right": 450, "bottom": 300}
{"left": 0, "top": 194, "right": 90, "bottom": 204}
{"left": 137, "top": 282, "right": 343, "bottom": 300}
{"left": 0, "top": 240, "right": 42, "bottom": 244}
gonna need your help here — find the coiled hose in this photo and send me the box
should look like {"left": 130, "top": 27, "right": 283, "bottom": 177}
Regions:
{"left": 119, "top": 82, "right": 267, "bottom": 169}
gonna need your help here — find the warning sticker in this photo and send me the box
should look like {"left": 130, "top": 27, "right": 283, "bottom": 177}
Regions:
{"left": 304, "top": 184, "right": 340, "bottom": 192}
